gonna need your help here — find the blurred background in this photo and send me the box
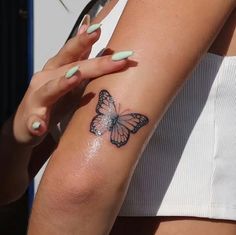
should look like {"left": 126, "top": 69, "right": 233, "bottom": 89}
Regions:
{"left": 0, "top": 0, "right": 30, "bottom": 234}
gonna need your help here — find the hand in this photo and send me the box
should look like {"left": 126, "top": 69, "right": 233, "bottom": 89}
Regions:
{"left": 13, "top": 24, "right": 131, "bottom": 146}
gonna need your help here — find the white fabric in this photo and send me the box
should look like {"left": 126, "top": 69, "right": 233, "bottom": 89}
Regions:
{"left": 119, "top": 54, "right": 236, "bottom": 220}
{"left": 56, "top": 0, "right": 236, "bottom": 220}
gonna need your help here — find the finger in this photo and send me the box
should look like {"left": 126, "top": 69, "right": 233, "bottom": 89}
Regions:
{"left": 78, "top": 47, "right": 92, "bottom": 62}
{"left": 37, "top": 51, "right": 134, "bottom": 106}
{"left": 76, "top": 14, "right": 91, "bottom": 35}
{"left": 27, "top": 116, "right": 47, "bottom": 137}
{"left": 62, "top": 51, "right": 134, "bottom": 82}
{"left": 35, "top": 65, "right": 82, "bottom": 106}
{"left": 43, "top": 24, "right": 102, "bottom": 70}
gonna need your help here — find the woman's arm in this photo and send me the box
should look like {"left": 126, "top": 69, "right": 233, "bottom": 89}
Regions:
{"left": 0, "top": 25, "right": 130, "bottom": 205}
{"left": 28, "top": 0, "right": 236, "bottom": 234}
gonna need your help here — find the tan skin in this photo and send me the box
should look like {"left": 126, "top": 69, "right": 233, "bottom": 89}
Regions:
{"left": 95, "top": 0, "right": 236, "bottom": 56}
{"left": 95, "top": 2, "right": 236, "bottom": 234}
{"left": 0, "top": 23, "right": 129, "bottom": 205}
{"left": 28, "top": 0, "right": 236, "bottom": 234}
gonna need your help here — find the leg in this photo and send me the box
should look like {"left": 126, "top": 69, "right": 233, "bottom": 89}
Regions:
{"left": 156, "top": 217, "right": 236, "bottom": 235}
{"left": 110, "top": 217, "right": 236, "bottom": 235}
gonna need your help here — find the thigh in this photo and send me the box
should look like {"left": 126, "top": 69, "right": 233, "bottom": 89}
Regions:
{"left": 110, "top": 217, "right": 236, "bottom": 235}
{"left": 156, "top": 217, "right": 236, "bottom": 235}
{"left": 110, "top": 217, "right": 160, "bottom": 235}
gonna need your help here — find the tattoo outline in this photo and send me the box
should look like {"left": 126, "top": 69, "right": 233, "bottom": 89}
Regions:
{"left": 90, "top": 89, "right": 149, "bottom": 148}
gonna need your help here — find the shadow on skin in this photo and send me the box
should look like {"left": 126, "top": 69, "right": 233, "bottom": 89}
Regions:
{"left": 54, "top": 48, "right": 138, "bottom": 137}
{"left": 110, "top": 217, "right": 160, "bottom": 235}
{"left": 99, "top": 47, "right": 138, "bottom": 70}
{"left": 209, "top": 9, "right": 236, "bottom": 56}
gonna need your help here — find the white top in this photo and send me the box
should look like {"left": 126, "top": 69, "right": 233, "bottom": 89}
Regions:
{"left": 120, "top": 53, "right": 236, "bottom": 221}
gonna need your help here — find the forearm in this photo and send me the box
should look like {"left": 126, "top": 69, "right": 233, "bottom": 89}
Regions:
{"left": 0, "top": 116, "right": 33, "bottom": 203}
{"left": 29, "top": 0, "right": 235, "bottom": 234}
{"left": 0, "top": 19, "right": 130, "bottom": 205}
{"left": 0, "top": 116, "right": 55, "bottom": 204}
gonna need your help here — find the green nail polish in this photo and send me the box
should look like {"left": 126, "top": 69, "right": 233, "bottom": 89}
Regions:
{"left": 112, "top": 51, "right": 134, "bottom": 61}
{"left": 32, "top": 121, "right": 41, "bottom": 130}
{"left": 86, "top": 23, "right": 102, "bottom": 34}
{"left": 65, "top": 65, "right": 79, "bottom": 79}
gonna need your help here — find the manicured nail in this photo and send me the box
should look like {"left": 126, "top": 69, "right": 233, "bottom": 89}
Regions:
{"left": 112, "top": 51, "right": 134, "bottom": 61}
{"left": 32, "top": 121, "right": 41, "bottom": 130}
{"left": 81, "top": 14, "right": 90, "bottom": 26}
{"left": 86, "top": 23, "right": 102, "bottom": 34}
{"left": 77, "top": 15, "right": 90, "bottom": 35}
{"left": 65, "top": 65, "right": 79, "bottom": 79}
{"left": 77, "top": 24, "right": 88, "bottom": 35}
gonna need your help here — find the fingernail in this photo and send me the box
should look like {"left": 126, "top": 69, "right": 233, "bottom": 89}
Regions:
{"left": 77, "top": 15, "right": 90, "bottom": 35}
{"left": 77, "top": 24, "right": 88, "bottom": 35}
{"left": 65, "top": 65, "right": 79, "bottom": 79}
{"left": 32, "top": 121, "right": 41, "bottom": 130}
{"left": 112, "top": 51, "right": 134, "bottom": 61}
{"left": 86, "top": 23, "right": 102, "bottom": 34}
{"left": 81, "top": 14, "right": 90, "bottom": 26}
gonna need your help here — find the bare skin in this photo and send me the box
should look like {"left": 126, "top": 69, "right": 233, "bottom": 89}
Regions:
{"left": 95, "top": 0, "right": 236, "bottom": 56}
{"left": 28, "top": 0, "right": 236, "bottom": 234}
{"left": 0, "top": 23, "right": 129, "bottom": 205}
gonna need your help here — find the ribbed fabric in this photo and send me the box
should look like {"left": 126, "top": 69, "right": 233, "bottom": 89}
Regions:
{"left": 119, "top": 54, "right": 236, "bottom": 220}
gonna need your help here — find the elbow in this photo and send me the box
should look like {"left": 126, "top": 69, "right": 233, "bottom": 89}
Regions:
{"left": 40, "top": 146, "right": 130, "bottom": 213}
{"left": 44, "top": 163, "right": 126, "bottom": 213}
{"left": 44, "top": 160, "right": 109, "bottom": 210}
{"left": 62, "top": 170, "right": 106, "bottom": 206}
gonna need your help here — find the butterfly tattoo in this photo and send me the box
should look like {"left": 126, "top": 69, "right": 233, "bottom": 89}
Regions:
{"left": 90, "top": 90, "right": 149, "bottom": 148}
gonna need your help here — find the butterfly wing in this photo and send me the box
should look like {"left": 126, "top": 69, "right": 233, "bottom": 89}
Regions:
{"left": 96, "top": 89, "right": 117, "bottom": 115}
{"left": 118, "top": 113, "right": 149, "bottom": 133}
{"left": 91, "top": 90, "right": 149, "bottom": 147}
{"left": 90, "top": 90, "right": 117, "bottom": 136}
{"left": 110, "top": 122, "right": 130, "bottom": 148}
{"left": 90, "top": 114, "right": 110, "bottom": 136}
{"left": 110, "top": 113, "right": 149, "bottom": 147}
